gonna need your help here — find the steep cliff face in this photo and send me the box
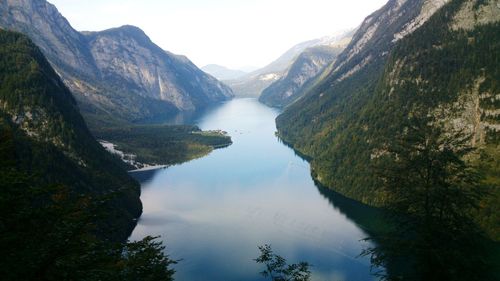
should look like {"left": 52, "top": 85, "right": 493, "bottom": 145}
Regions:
{"left": 321, "top": 0, "right": 450, "bottom": 86}
{"left": 0, "top": 0, "right": 233, "bottom": 127}
{"left": 259, "top": 46, "right": 343, "bottom": 108}
{"left": 85, "top": 26, "right": 233, "bottom": 112}
{"left": 0, "top": 30, "right": 142, "bottom": 240}
{"left": 276, "top": 0, "right": 499, "bottom": 238}
{"left": 0, "top": 0, "right": 98, "bottom": 78}
{"left": 259, "top": 32, "right": 353, "bottom": 108}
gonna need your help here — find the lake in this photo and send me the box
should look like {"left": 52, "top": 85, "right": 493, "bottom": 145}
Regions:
{"left": 130, "top": 98, "right": 381, "bottom": 281}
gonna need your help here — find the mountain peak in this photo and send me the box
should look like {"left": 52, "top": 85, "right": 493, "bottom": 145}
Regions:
{"left": 88, "top": 25, "right": 151, "bottom": 43}
{"left": 1, "top": 0, "right": 233, "bottom": 126}
{"left": 114, "top": 25, "right": 147, "bottom": 36}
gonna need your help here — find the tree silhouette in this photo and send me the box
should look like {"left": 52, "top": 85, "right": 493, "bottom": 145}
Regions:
{"left": 364, "top": 112, "right": 488, "bottom": 281}
{"left": 255, "top": 244, "right": 311, "bottom": 281}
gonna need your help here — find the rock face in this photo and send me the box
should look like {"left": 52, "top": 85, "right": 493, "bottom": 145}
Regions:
{"left": 85, "top": 26, "right": 233, "bottom": 111}
{"left": 323, "top": 0, "right": 450, "bottom": 86}
{"left": 259, "top": 31, "right": 353, "bottom": 108}
{"left": 259, "top": 46, "right": 343, "bottom": 108}
{"left": 0, "top": 29, "right": 142, "bottom": 240}
{"left": 276, "top": 0, "right": 499, "bottom": 213}
{"left": 0, "top": 0, "right": 233, "bottom": 127}
{"left": 227, "top": 31, "right": 354, "bottom": 97}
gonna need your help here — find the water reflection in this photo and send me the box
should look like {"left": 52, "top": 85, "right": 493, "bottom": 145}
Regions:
{"left": 130, "top": 98, "right": 381, "bottom": 281}
{"left": 129, "top": 167, "right": 166, "bottom": 185}
{"left": 163, "top": 102, "right": 226, "bottom": 125}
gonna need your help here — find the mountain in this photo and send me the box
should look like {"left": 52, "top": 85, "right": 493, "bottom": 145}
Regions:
{"left": 259, "top": 31, "right": 353, "bottom": 108}
{"left": 0, "top": 0, "right": 233, "bottom": 128}
{"left": 227, "top": 30, "right": 354, "bottom": 97}
{"left": 202, "top": 64, "right": 248, "bottom": 80}
{"left": 276, "top": 0, "right": 499, "bottom": 239}
{"left": 0, "top": 29, "right": 142, "bottom": 240}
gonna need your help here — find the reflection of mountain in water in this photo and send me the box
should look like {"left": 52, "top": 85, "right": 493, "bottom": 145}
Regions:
{"left": 314, "top": 181, "right": 386, "bottom": 234}
{"left": 129, "top": 168, "right": 166, "bottom": 185}
{"left": 163, "top": 101, "right": 226, "bottom": 125}
{"left": 315, "top": 181, "right": 416, "bottom": 279}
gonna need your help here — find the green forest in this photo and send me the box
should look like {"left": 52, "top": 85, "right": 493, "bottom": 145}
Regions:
{"left": 0, "top": 30, "right": 176, "bottom": 280}
{"left": 94, "top": 125, "right": 232, "bottom": 168}
{"left": 277, "top": 0, "right": 499, "bottom": 241}
{"left": 1, "top": 0, "right": 499, "bottom": 280}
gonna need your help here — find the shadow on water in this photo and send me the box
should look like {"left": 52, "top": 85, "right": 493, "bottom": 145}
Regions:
{"left": 163, "top": 101, "right": 227, "bottom": 126}
{"left": 129, "top": 167, "right": 166, "bottom": 185}
{"left": 275, "top": 135, "right": 313, "bottom": 162}
{"left": 277, "top": 134, "right": 414, "bottom": 280}
{"left": 306, "top": 161, "right": 500, "bottom": 281}
{"left": 312, "top": 180, "right": 414, "bottom": 280}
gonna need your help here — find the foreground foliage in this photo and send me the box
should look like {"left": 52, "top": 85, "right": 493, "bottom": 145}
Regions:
{"left": 255, "top": 245, "right": 311, "bottom": 281}
{"left": 363, "top": 113, "right": 492, "bottom": 281}
{"left": 0, "top": 167, "right": 176, "bottom": 281}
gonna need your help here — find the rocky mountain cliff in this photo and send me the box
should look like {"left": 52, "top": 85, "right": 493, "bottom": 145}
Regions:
{"left": 0, "top": 0, "right": 233, "bottom": 128}
{"left": 259, "top": 46, "right": 343, "bottom": 108}
{"left": 227, "top": 31, "right": 353, "bottom": 97}
{"left": 0, "top": 29, "right": 142, "bottom": 240}
{"left": 259, "top": 31, "right": 353, "bottom": 108}
{"left": 276, "top": 0, "right": 499, "bottom": 239}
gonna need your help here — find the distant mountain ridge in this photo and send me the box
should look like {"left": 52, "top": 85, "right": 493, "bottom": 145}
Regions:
{"left": 0, "top": 0, "right": 233, "bottom": 128}
{"left": 226, "top": 30, "right": 355, "bottom": 97}
{"left": 202, "top": 64, "right": 248, "bottom": 80}
{"left": 259, "top": 30, "right": 354, "bottom": 108}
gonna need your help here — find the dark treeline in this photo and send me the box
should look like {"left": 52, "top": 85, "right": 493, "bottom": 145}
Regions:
{"left": 363, "top": 110, "right": 497, "bottom": 281}
{"left": 0, "top": 30, "right": 176, "bottom": 280}
{"left": 0, "top": 150, "right": 176, "bottom": 280}
{"left": 94, "top": 125, "right": 232, "bottom": 168}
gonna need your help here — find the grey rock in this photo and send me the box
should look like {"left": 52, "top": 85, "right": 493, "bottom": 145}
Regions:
{"left": 0, "top": 0, "right": 233, "bottom": 127}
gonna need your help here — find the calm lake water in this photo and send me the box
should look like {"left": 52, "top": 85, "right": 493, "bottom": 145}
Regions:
{"left": 130, "top": 98, "right": 381, "bottom": 281}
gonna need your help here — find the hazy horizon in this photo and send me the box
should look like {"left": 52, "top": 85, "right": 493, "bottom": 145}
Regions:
{"left": 48, "top": 0, "right": 387, "bottom": 69}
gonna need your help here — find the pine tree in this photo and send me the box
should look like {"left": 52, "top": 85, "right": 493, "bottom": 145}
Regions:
{"left": 365, "top": 110, "right": 488, "bottom": 281}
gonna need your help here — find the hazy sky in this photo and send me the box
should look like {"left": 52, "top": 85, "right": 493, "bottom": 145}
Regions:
{"left": 48, "top": 0, "right": 387, "bottom": 69}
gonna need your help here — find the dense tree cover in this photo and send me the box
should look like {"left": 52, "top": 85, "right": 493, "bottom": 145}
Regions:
{"left": 363, "top": 112, "right": 494, "bottom": 281}
{"left": 0, "top": 29, "right": 176, "bottom": 280}
{"left": 0, "top": 159, "right": 176, "bottom": 281}
{"left": 0, "top": 29, "right": 142, "bottom": 240}
{"left": 276, "top": 0, "right": 499, "bottom": 240}
{"left": 94, "top": 125, "right": 232, "bottom": 167}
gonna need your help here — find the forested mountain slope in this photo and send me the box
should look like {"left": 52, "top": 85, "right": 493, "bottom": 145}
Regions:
{"left": 0, "top": 0, "right": 233, "bottom": 128}
{"left": 276, "top": 0, "right": 499, "bottom": 239}
{"left": 0, "top": 29, "right": 142, "bottom": 240}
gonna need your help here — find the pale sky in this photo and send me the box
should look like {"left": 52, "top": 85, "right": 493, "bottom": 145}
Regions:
{"left": 48, "top": 0, "right": 388, "bottom": 69}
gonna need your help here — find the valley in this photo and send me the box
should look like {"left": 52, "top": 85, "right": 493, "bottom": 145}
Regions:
{"left": 0, "top": 0, "right": 499, "bottom": 280}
